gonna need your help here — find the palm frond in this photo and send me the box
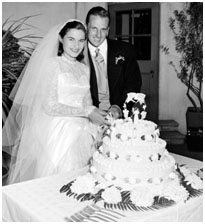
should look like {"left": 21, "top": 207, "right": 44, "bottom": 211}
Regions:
{"left": 2, "top": 14, "right": 41, "bottom": 31}
{"left": 18, "top": 34, "right": 42, "bottom": 40}
{"left": 2, "top": 68, "right": 19, "bottom": 80}
{"left": 2, "top": 15, "right": 41, "bottom": 126}
{"left": 2, "top": 16, "right": 12, "bottom": 28}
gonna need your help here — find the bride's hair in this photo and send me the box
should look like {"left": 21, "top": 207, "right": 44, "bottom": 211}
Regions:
{"left": 58, "top": 20, "right": 87, "bottom": 57}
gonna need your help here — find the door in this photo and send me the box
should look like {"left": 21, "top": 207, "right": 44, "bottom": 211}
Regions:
{"left": 108, "top": 2, "right": 159, "bottom": 122}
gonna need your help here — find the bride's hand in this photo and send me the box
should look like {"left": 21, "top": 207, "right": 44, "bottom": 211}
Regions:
{"left": 88, "top": 108, "right": 110, "bottom": 126}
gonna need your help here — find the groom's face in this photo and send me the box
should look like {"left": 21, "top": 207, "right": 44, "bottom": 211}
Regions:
{"left": 87, "top": 15, "right": 109, "bottom": 47}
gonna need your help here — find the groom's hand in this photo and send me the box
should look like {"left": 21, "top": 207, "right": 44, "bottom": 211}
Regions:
{"left": 88, "top": 108, "right": 110, "bottom": 125}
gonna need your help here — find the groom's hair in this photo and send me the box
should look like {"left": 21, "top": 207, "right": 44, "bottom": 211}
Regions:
{"left": 86, "top": 6, "right": 110, "bottom": 26}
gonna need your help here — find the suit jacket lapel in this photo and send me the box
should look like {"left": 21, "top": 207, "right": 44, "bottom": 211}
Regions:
{"left": 107, "top": 39, "right": 115, "bottom": 77}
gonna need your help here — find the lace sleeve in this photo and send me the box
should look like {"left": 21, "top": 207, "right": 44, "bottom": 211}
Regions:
{"left": 43, "top": 59, "right": 95, "bottom": 117}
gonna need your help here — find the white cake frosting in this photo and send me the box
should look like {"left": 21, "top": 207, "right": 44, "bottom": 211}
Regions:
{"left": 91, "top": 117, "right": 176, "bottom": 188}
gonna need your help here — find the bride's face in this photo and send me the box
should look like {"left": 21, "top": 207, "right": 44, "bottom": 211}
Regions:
{"left": 61, "top": 28, "right": 85, "bottom": 61}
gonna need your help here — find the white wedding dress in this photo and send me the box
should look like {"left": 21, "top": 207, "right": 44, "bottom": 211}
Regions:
{"left": 7, "top": 56, "right": 98, "bottom": 184}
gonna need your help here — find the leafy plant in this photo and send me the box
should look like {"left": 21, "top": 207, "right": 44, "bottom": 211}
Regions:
{"left": 2, "top": 15, "right": 40, "bottom": 125}
{"left": 161, "top": 2, "right": 203, "bottom": 112}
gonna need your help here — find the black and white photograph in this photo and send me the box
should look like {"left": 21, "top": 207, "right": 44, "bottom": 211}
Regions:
{"left": 2, "top": 1, "right": 203, "bottom": 222}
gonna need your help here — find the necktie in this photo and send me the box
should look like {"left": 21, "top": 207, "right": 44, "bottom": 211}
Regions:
{"left": 95, "top": 48, "right": 107, "bottom": 94}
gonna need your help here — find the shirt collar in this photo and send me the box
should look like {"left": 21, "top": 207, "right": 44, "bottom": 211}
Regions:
{"left": 88, "top": 39, "right": 107, "bottom": 58}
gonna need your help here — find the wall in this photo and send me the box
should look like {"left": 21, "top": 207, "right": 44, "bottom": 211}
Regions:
{"left": 159, "top": 2, "right": 202, "bottom": 134}
{"left": 76, "top": 2, "right": 107, "bottom": 22}
{"left": 3, "top": 2, "right": 76, "bottom": 39}
{"left": 2, "top": 2, "right": 106, "bottom": 44}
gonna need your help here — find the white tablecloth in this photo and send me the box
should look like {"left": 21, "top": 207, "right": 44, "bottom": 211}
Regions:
{"left": 2, "top": 153, "right": 203, "bottom": 222}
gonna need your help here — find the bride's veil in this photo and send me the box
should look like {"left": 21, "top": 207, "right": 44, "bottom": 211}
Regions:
{"left": 2, "top": 19, "right": 86, "bottom": 183}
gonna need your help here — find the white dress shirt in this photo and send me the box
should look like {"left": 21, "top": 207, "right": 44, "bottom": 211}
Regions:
{"left": 88, "top": 39, "right": 108, "bottom": 67}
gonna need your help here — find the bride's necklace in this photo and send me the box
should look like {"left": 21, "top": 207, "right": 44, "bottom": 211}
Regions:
{"left": 62, "top": 54, "right": 77, "bottom": 64}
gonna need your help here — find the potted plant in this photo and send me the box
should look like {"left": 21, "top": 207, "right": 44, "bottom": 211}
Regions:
{"left": 2, "top": 15, "right": 40, "bottom": 178}
{"left": 161, "top": 2, "right": 203, "bottom": 151}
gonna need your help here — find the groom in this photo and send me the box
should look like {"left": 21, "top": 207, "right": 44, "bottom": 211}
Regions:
{"left": 84, "top": 6, "right": 142, "bottom": 118}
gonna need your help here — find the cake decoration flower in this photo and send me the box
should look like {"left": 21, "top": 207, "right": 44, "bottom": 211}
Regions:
{"left": 128, "top": 177, "right": 137, "bottom": 184}
{"left": 179, "top": 166, "right": 192, "bottom": 177}
{"left": 120, "top": 134, "right": 128, "bottom": 141}
{"left": 90, "top": 166, "right": 97, "bottom": 174}
{"left": 109, "top": 151, "right": 118, "bottom": 159}
{"left": 101, "top": 186, "right": 122, "bottom": 204}
{"left": 161, "top": 182, "right": 189, "bottom": 202}
{"left": 104, "top": 173, "right": 114, "bottom": 181}
{"left": 70, "top": 174, "right": 96, "bottom": 194}
{"left": 184, "top": 172, "right": 203, "bottom": 189}
{"left": 149, "top": 153, "right": 159, "bottom": 161}
{"left": 130, "top": 187, "right": 155, "bottom": 207}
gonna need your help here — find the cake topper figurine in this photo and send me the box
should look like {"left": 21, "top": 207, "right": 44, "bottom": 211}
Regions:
{"left": 123, "top": 93, "right": 147, "bottom": 121}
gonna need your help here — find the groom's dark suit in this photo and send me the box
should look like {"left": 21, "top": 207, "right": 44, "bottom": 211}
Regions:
{"left": 88, "top": 38, "right": 142, "bottom": 109}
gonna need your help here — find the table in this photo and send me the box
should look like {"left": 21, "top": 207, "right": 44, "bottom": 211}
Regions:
{"left": 2, "top": 153, "right": 203, "bottom": 222}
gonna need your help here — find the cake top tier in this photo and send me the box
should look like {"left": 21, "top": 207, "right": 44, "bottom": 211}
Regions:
{"left": 105, "top": 118, "right": 160, "bottom": 143}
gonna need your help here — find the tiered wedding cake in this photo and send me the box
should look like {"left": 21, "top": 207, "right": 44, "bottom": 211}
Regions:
{"left": 60, "top": 93, "right": 203, "bottom": 210}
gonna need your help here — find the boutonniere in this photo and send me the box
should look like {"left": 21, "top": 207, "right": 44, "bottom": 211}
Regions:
{"left": 115, "top": 55, "right": 125, "bottom": 65}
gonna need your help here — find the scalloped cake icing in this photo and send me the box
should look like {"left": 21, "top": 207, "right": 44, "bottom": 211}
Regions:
{"left": 90, "top": 116, "right": 176, "bottom": 188}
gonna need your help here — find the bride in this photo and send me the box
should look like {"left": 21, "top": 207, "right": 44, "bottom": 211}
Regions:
{"left": 2, "top": 19, "right": 109, "bottom": 184}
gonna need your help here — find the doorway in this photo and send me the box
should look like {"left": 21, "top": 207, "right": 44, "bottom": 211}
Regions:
{"left": 108, "top": 2, "right": 160, "bottom": 122}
